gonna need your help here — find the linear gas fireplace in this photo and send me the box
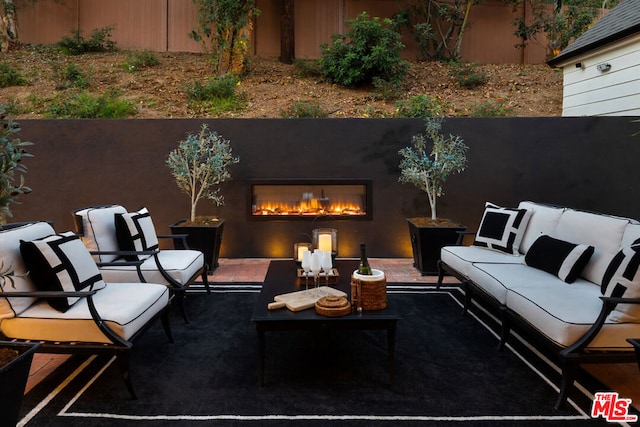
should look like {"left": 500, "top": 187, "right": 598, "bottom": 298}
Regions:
{"left": 250, "top": 179, "right": 371, "bottom": 220}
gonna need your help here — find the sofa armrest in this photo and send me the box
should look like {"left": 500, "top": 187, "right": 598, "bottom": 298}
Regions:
{"left": 561, "top": 296, "right": 640, "bottom": 356}
{"left": 95, "top": 256, "right": 147, "bottom": 282}
{"left": 456, "top": 230, "right": 476, "bottom": 246}
{"left": 157, "top": 234, "right": 190, "bottom": 249}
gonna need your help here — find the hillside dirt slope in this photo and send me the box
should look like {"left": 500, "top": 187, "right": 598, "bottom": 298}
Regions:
{"left": 1, "top": 46, "right": 563, "bottom": 118}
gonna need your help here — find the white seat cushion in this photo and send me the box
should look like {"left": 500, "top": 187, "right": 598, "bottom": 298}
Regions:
{"left": 441, "top": 245, "right": 523, "bottom": 279}
{"left": 506, "top": 283, "right": 637, "bottom": 349}
{"left": 466, "top": 263, "right": 539, "bottom": 305}
{"left": 0, "top": 282, "right": 169, "bottom": 344}
{"left": 99, "top": 249, "right": 204, "bottom": 287}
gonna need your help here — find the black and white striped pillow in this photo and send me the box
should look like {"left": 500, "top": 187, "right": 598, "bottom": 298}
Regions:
{"left": 115, "top": 207, "right": 159, "bottom": 261}
{"left": 20, "top": 232, "right": 106, "bottom": 312}
{"left": 473, "top": 203, "right": 532, "bottom": 255}
{"left": 524, "top": 235, "right": 594, "bottom": 283}
{"left": 601, "top": 238, "right": 640, "bottom": 322}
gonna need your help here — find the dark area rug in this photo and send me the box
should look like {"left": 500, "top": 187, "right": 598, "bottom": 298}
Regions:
{"left": 19, "top": 286, "right": 615, "bottom": 426}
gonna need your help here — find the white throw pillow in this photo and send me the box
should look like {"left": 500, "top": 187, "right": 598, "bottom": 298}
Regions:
{"left": 20, "top": 232, "right": 106, "bottom": 312}
{"left": 473, "top": 202, "right": 531, "bottom": 256}
{"left": 601, "top": 238, "right": 640, "bottom": 322}
{"left": 115, "top": 207, "right": 159, "bottom": 261}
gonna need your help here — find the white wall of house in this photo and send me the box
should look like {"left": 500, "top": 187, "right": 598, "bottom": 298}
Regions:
{"left": 558, "top": 34, "right": 640, "bottom": 116}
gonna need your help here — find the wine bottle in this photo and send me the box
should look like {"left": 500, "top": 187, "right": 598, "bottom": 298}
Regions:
{"left": 358, "top": 242, "right": 372, "bottom": 275}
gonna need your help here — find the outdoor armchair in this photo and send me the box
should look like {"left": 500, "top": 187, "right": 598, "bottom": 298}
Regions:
{"left": 72, "top": 205, "right": 210, "bottom": 323}
{"left": 0, "top": 221, "right": 172, "bottom": 399}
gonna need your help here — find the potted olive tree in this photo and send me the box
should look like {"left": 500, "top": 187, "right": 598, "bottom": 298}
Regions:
{"left": 0, "top": 105, "right": 39, "bottom": 426}
{"left": 167, "top": 124, "right": 239, "bottom": 272}
{"left": 398, "top": 116, "right": 468, "bottom": 275}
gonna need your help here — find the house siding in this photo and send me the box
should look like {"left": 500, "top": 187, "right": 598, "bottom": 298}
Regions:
{"left": 559, "top": 34, "right": 640, "bottom": 116}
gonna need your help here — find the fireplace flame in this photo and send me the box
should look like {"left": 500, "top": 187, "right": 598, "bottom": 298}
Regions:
{"left": 253, "top": 201, "right": 365, "bottom": 216}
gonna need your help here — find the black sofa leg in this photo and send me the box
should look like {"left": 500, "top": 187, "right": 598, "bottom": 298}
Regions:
{"left": 437, "top": 261, "right": 445, "bottom": 289}
{"left": 119, "top": 352, "right": 137, "bottom": 400}
{"left": 555, "top": 358, "right": 578, "bottom": 410}
{"left": 498, "top": 307, "right": 510, "bottom": 351}
{"left": 177, "top": 292, "right": 190, "bottom": 324}
{"left": 202, "top": 267, "right": 211, "bottom": 294}
{"left": 161, "top": 307, "right": 174, "bottom": 343}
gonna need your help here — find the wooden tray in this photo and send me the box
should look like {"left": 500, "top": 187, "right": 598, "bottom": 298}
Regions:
{"left": 272, "top": 286, "right": 347, "bottom": 312}
{"left": 297, "top": 268, "right": 339, "bottom": 284}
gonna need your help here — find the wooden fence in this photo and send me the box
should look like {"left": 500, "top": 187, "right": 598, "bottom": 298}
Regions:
{"left": 16, "top": 0, "right": 548, "bottom": 64}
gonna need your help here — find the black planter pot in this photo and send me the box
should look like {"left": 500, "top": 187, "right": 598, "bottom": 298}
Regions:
{"left": 0, "top": 341, "right": 40, "bottom": 426}
{"left": 407, "top": 218, "right": 466, "bottom": 276}
{"left": 169, "top": 219, "right": 225, "bottom": 274}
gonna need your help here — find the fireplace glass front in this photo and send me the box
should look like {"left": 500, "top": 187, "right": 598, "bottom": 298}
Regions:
{"left": 250, "top": 180, "right": 371, "bottom": 220}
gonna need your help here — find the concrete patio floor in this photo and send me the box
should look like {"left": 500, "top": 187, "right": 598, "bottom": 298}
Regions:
{"left": 24, "top": 258, "right": 639, "bottom": 412}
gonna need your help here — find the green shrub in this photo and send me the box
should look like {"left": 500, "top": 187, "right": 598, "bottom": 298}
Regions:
{"left": 319, "top": 12, "right": 409, "bottom": 88}
{"left": 124, "top": 50, "right": 160, "bottom": 72}
{"left": 372, "top": 76, "right": 404, "bottom": 101}
{"left": 52, "top": 63, "right": 89, "bottom": 90}
{"left": 185, "top": 74, "right": 239, "bottom": 101}
{"left": 185, "top": 74, "right": 246, "bottom": 115}
{"left": 396, "top": 94, "right": 446, "bottom": 117}
{"left": 469, "top": 98, "right": 513, "bottom": 117}
{"left": 450, "top": 63, "right": 487, "bottom": 89}
{"left": 280, "top": 100, "right": 328, "bottom": 118}
{"left": 57, "top": 26, "right": 117, "bottom": 55}
{"left": 0, "top": 62, "right": 27, "bottom": 88}
{"left": 292, "top": 58, "right": 322, "bottom": 78}
{"left": 46, "top": 91, "right": 136, "bottom": 118}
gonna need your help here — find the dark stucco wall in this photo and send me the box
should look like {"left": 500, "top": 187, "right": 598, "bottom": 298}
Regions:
{"left": 11, "top": 117, "right": 640, "bottom": 258}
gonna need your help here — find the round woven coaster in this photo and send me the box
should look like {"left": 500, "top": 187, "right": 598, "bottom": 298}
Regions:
{"left": 315, "top": 295, "right": 351, "bottom": 317}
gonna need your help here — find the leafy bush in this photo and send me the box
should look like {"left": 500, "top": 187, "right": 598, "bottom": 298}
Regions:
{"left": 57, "top": 26, "right": 117, "bottom": 55}
{"left": 185, "top": 74, "right": 246, "bottom": 115}
{"left": 46, "top": 91, "right": 136, "bottom": 118}
{"left": 185, "top": 74, "right": 239, "bottom": 101}
{"left": 319, "top": 12, "right": 409, "bottom": 88}
{"left": 396, "top": 94, "right": 446, "bottom": 117}
{"left": 124, "top": 50, "right": 160, "bottom": 72}
{"left": 450, "top": 63, "right": 487, "bottom": 89}
{"left": 469, "top": 98, "right": 513, "bottom": 117}
{"left": 0, "top": 62, "right": 27, "bottom": 88}
{"left": 52, "top": 63, "right": 89, "bottom": 90}
{"left": 280, "top": 100, "right": 329, "bottom": 118}
{"left": 292, "top": 58, "right": 322, "bottom": 78}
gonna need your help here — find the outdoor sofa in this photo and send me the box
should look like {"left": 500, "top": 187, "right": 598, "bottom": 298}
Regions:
{"left": 437, "top": 201, "right": 640, "bottom": 409}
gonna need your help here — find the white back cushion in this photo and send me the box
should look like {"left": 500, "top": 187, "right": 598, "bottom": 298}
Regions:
{"left": 0, "top": 222, "right": 56, "bottom": 318}
{"left": 75, "top": 205, "right": 126, "bottom": 262}
{"left": 518, "top": 201, "right": 564, "bottom": 254}
{"left": 622, "top": 222, "right": 640, "bottom": 248}
{"left": 555, "top": 209, "right": 630, "bottom": 285}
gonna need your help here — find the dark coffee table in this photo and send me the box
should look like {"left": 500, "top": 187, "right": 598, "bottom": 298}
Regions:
{"left": 251, "top": 259, "right": 401, "bottom": 386}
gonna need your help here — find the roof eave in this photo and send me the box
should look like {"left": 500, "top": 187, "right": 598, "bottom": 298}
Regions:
{"left": 547, "top": 24, "right": 640, "bottom": 68}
